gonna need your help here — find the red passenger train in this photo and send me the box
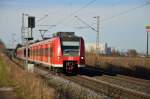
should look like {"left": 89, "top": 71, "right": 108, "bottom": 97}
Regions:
{"left": 16, "top": 32, "right": 85, "bottom": 74}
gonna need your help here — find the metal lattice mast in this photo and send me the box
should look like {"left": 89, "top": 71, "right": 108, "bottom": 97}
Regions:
{"left": 75, "top": 16, "right": 100, "bottom": 54}
{"left": 21, "top": 13, "right": 25, "bottom": 45}
{"left": 96, "top": 16, "right": 100, "bottom": 54}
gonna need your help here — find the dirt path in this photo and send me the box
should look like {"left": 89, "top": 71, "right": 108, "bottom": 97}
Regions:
{"left": 0, "top": 87, "right": 16, "bottom": 99}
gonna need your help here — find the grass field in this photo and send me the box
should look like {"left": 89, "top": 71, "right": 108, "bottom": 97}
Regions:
{"left": 86, "top": 53, "right": 150, "bottom": 69}
{"left": 0, "top": 53, "right": 11, "bottom": 87}
{"left": 86, "top": 53, "right": 150, "bottom": 79}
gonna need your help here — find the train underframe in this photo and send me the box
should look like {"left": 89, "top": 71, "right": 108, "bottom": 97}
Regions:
{"left": 33, "top": 61, "right": 79, "bottom": 75}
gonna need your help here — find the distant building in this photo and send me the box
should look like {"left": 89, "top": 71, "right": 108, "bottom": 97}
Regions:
{"left": 85, "top": 42, "right": 112, "bottom": 55}
{"left": 107, "top": 47, "right": 112, "bottom": 55}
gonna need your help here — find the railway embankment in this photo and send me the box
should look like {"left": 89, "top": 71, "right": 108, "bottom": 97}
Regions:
{"left": 10, "top": 54, "right": 105, "bottom": 99}
{"left": 0, "top": 51, "right": 55, "bottom": 99}
{"left": 35, "top": 66, "right": 150, "bottom": 99}
{"left": 13, "top": 58, "right": 108, "bottom": 99}
{"left": 35, "top": 67, "right": 108, "bottom": 99}
{"left": 3, "top": 47, "right": 150, "bottom": 99}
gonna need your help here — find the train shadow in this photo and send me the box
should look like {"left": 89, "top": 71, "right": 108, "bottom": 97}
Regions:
{"left": 79, "top": 67, "right": 103, "bottom": 77}
{"left": 79, "top": 64, "right": 150, "bottom": 80}
{"left": 104, "top": 63, "right": 150, "bottom": 80}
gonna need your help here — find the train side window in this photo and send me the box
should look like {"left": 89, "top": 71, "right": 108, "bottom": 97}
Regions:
{"left": 40, "top": 48, "right": 42, "bottom": 56}
{"left": 35, "top": 48, "right": 37, "bottom": 56}
{"left": 24, "top": 48, "right": 26, "bottom": 57}
{"left": 48, "top": 48, "right": 50, "bottom": 56}
{"left": 39, "top": 48, "right": 41, "bottom": 56}
{"left": 23, "top": 48, "right": 30, "bottom": 57}
{"left": 45, "top": 48, "right": 48, "bottom": 57}
{"left": 34, "top": 48, "right": 36, "bottom": 56}
{"left": 30, "top": 48, "right": 32, "bottom": 57}
{"left": 34, "top": 49, "right": 36, "bottom": 56}
{"left": 28, "top": 48, "right": 30, "bottom": 57}
{"left": 36, "top": 48, "right": 38, "bottom": 56}
{"left": 39, "top": 48, "right": 42, "bottom": 56}
{"left": 34, "top": 49, "right": 35, "bottom": 56}
{"left": 50, "top": 48, "right": 53, "bottom": 57}
{"left": 42, "top": 48, "right": 43, "bottom": 56}
{"left": 32, "top": 48, "right": 33, "bottom": 57}
{"left": 38, "top": 48, "right": 40, "bottom": 56}
{"left": 43, "top": 48, "right": 45, "bottom": 56}
{"left": 33, "top": 48, "right": 34, "bottom": 56}
{"left": 34, "top": 49, "right": 37, "bottom": 56}
{"left": 37, "top": 48, "right": 39, "bottom": 56}
{"left": 33, "top": 49, "right": 34, "bottom": 56}
{"left": 41, "top": 48, "right": 43, "bottom": 56}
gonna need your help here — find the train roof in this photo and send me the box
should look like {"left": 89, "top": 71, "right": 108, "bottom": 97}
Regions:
{"left": 17, "top": 32, "right": 82, "bottom": 48}
{"left": 53, "top": 32, "right": 75, "bottom": 37}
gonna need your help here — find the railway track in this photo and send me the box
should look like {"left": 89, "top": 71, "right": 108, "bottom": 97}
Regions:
{"left": 94, "top": 75, "right": 150, "bottom": 94}
{"left": 117, "top": 74, "right": 150, "bottom": 85}
{"left": 34, "top": 66, "right": 150, "bottom": 99}
{"left": 64, "top": 75, "right": 150, "bottom": 99}
{"left": 80, "top": 66, "right": 150, "bottom": 94}
{"left": 12, "top": 59, "right": 150, "bottom": 99}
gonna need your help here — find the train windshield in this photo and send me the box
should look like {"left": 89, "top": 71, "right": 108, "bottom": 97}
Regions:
{"left": 62, "top": 41, "right": 80, "bottom": 56}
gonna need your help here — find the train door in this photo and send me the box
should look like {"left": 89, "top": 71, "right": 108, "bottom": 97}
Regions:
{"left": 43, "top": 44, "right": 47, "bottom": 62}
{"left": 45, "top": 44, "right": 48, "bottom": 62}
{"left": 40, "top": 45, "right": 43, "bottom": 62}
{"left": 33, "top": 46, "right": 35, "bottom": 61}
{"left": 35, "top": 46, "right": 37, "bottom": 61}
{"left": 30, "top": 47, "right": 32, "bottom": 60}
{"left": 48, "top": 43, "right": 51, "bottom": 65}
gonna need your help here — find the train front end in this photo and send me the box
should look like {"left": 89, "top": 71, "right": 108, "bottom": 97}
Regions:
{"left": 54, "top": 32, "right": 85, "bottom": 74}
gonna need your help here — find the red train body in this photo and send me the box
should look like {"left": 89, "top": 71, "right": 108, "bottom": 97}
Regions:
{"left": 16, "top": 32, "right": 85, "bottom": 74}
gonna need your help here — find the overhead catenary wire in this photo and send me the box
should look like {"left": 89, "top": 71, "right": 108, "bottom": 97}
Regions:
{"left": 74, "top": 1, "right": 150, "bottom": 55}
{"left": 75, "top": 16, "right": 97, "bottom": 32}
{"left": 101, "top": 2, "right": 150, "bottom": 22}
{"left": 45, "top": 0, "right": 150, "bottom": 32}
{"left": 36, "top": 14, "right": 48, "bottom": 24}
{"left": 46, "top": 0, "right": 97, "bottom": 30}
{"left": 75, "top": 1, "right": 150, "bottom": 28}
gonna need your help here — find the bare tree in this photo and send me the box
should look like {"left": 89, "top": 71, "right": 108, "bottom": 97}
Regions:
{"left": 0, "top": 39, "right": 5, "bottom": 51}
{"left": 127, "top": 49, "right": 138, "bottom": 57}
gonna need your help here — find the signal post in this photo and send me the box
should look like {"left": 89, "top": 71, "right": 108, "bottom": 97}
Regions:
{"left": 145, "top": 24, "right": 150, "bottom": 57}
{"left": 21, "top": 13, "right": 35, "bottom": 72}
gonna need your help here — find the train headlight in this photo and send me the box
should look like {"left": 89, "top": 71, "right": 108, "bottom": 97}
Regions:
{"left": 81, "top": 56, "right": 84, "bottom": 59}
{"left": 57, "top": 56, "right": 60, "bottom": 60}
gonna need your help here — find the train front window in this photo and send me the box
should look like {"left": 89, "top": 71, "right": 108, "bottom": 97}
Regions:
{"left": 62, "top": 41, "right": 80, "bottom": 56}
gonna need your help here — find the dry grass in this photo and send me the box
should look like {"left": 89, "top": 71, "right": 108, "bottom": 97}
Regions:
{"left": 86, "top": 53, "right": 150, "bottom": 70}
{"left": 0, "top": 52, "right": 55, "bottom": 99}
{"left": 86, "top": 53, "right": 150, "bottom": 79}
{"left": 0, "top": 53, "right": 10, "bottom": 87}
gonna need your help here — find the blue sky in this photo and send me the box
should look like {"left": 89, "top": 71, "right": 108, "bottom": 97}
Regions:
{"left": 0, "top": 0, "right": 146, "bottom": 6}
{"left": 0, "top": 0, "right": 150, "bottom": 53}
